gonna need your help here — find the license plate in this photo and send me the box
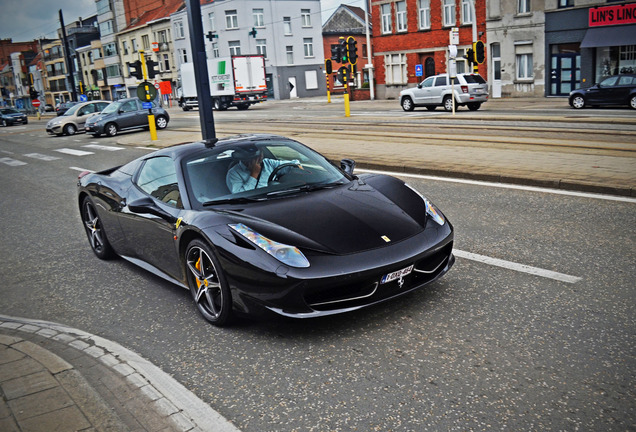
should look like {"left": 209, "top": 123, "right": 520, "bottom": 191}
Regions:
{"left": 381, "top": 264, "right": 414, "bottom": 284}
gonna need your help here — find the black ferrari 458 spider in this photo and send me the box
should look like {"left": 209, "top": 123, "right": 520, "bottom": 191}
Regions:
{"left": 78, "top": 134, "right": 454, "bottom": 325}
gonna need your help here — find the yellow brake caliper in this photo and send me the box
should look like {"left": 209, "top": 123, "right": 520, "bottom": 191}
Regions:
{"left": 195, "top": 256, "right": 207, "bottom": 290}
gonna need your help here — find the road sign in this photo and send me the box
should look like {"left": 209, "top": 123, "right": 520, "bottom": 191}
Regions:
{"left": 79, "top": 94, "right": 88, "bottom": 102}
{"left": 415, "top": 64, "right": 423, "bottom": 77}
{"left": 31, "top": 99, "right": 41, "bottom": 108}
{"left": 136, "top": 81, "right": 157, "bottom": 102}
{"left": 142, "top": 102, "right": 153, "bottom": 109}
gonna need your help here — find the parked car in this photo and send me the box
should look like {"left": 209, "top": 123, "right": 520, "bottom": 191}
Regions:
{"left": 77, "top": 134, "right": 454, "bottom": 325}
{"left": 400, "top": 73, "right": 489, "bottom": 112}
{"left": 46, "top": 100, "right": 110, "bottom": 136}
{"left": 0, "top": 107, "right": 28, "bottom": 126}
{"left": 44, "top": 104, "right": 54, "bottom": 112}
{"left": 56, "top": 101, "right": 78, "bottom": 116}
{"left": 84, "top": 97, "right": 169, "bottom": 137}
{"left": 569, "top": 74, "right": 636, "bottom": 110}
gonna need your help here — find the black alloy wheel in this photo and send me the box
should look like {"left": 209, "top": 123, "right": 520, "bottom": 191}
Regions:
{"left": 185, "top": 239, "right": 232, "bottom": 326}
{"left": 81, "top": 196, "right": 115, "bottom": 260}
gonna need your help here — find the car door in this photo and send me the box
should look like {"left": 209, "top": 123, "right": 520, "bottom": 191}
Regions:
{"left": 413, "top": 76, "right": 435, "bottom": 104}
{"left": 616, "top": 75, "right": 635, "bottom": 104}
{"left": 588, "top": 76, "right": 619, "bottom": 105}
{"left": 117, "top": 99, "right": 142, "bottom": 130}
{"left": 432, "top": 75, "right": 449, "bottom": 103}
{"left": 75, "top": 103, "right": 98, "bottom": 128}
{"left": 118, "top": 156, "right": 184, "bottom": 280}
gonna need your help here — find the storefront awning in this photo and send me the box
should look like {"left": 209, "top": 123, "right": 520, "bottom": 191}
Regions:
{"left": 580, "top": 24, "right": 636, "bottom": 48}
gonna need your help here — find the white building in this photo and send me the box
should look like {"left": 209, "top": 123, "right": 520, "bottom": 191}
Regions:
{"left": 95, "top": 0, "right": 128, "bottom": 100}
{"left": 171, "top": 0, "right": 325, "bottom": 99}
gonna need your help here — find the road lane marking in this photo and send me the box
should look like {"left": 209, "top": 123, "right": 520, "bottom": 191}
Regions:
{"left": 0, "top": 157, "right": 26, "bottom": 166}
{"left": 82, "top": 144, "right": 123, "bottom": 151}
{"left": 24, "top": 153, "right": 61, "bottom": 161}
{"left": 359, "top": 169, "right": 636, "bottom": 204}
{"left": 454, "top": 249, "right": 582, "bottom": 283}
{"left": 55, "top": 148, "right": 94, "bottom": 156}
{"left": 70, "top": 167, "right": 94, "bottom": 173}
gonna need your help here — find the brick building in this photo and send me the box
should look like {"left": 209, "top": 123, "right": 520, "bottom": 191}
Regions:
{"left": 370, "top": 0, "right": 487, "bottom": 99}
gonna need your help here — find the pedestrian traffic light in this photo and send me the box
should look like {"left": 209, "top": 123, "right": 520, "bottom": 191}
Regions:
{"left": 146, "top": 59, "right": 159, "bottom": 79}
{"left": 473, "top": 40, "right": 485, "bottom": 64}
{"left": 330, "top": 44, "right": 341, "bottom": 63}
{"left": 339, "top": 37, "right": 348, "bottom": 63}
{"left": 465, "top": 48, "right": 475, "bottom": 65}
{"left": 346, "top": 36, "right": 358, "bottom": 66}
{"left": 325, "top": 59, "right": 333, "bottom": 75}
{"left": 129, "top": 60, "right": 143, "bottom": 79}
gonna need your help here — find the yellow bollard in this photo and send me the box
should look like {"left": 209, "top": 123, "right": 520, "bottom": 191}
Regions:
{"left": 148, "top": 114, "right": 158, "bottom": 141}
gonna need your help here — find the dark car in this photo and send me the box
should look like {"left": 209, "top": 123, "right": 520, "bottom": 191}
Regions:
{"left": 78, "top": 135, "right": 454, "bottom": 326}
{"left": 44, "top": 104, "right": 55, "bottom": 112}
{"left": 84, "top": 97, "right": 169, "bottom": 137}
{"left": 569, "top": 74, "right": 636, "bottom": 109}
{"left": 56, "top": 101, "right": 78, "bottom": 116}
{"left": 0, "top": 107, "right": 28, "bottom": 126}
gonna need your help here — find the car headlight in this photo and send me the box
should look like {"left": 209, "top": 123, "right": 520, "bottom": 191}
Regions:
{"left": 229, "top": 223, "right": 310, "bottom": 268}
{"left": 405, "top": 184, "right": 445, "bottom": 225}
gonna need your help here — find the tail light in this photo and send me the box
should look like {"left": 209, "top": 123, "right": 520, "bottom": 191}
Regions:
{"left": 461, "top": 85, "right": 468, "bottom": 93}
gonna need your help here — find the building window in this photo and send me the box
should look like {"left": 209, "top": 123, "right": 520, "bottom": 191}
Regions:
{"left": 516, "top": 53, "right": 533, "bottom": 79}
{"left": 96, "top": 0, "right": 110, "bottom": 14}
{"left": 253, "top": 9, "right": 264, "bottom": 27}
{"left": 462, "top": 0, "right": 473, "bottom": 24}
{"left": 122, "top": 41, "right": 129, "bottom": 55}
{"left": 381, "top": 4, "right": 392, "bottom": 34}
{"left": 303, "top": 38, "right": 314, "bottom": 58}
{"left": 174, "top": 20, "right": 185, "bottom": 39}
{"left": 103, "top": 42, "right": 117, "bottom": 57}
{"left": 286, "top": 45, "right": 293, "bottom": 65}
{"left": 208, "top": 13, "right": 215, "bottom": 32}
{"left": 162, "top": 53, "right": 170, "bottom": 71}
{"left": 558, "top": 0, "right": 573, "bottom": 7}
{"left": 105, "top": 64, "right": 121, "bottom": 78}
{"left": 229, "top": 41, "right": 241, "bottom": 56}
{"left": 212, "top": 42, "right": 219, "bottom": 58}
{"left": 419, "top": 0, "right": 430, "bottom": 30}
{"left": 256, "top": 39, "right": 267, "bottom": 58}
{"left": 443, "top": 0, "right": 456, "bottom": 26}
{"left": 132, "top": 39, "right": 138, "bottom": 52}
{"left": 385, "top": 53, "right": 407, "bottom": 85}
{"left": 226, "top": 10, "right": 238, "bottom": 29}
{"left": 99, "top": 20, "right": 114, "bottom": 36}
{"left": 142, "top": 35, "right": 150, "bottom": 50}
{"left": 283, "top": 17, "right": 292, "bottom": 35}
{"left": 518, "top": 0, "right": 530, "bottom": 13}
{"left": 179, "top": 48, "right": 188, "bottom": 64}
{"left": 157, "top": 30, "right": 169, "bottom": 44}
{"left": 301, "top": 9, "right": 311, "bottom": 27}
{"left": 396, "top": 1, "right": 407, "bottom": 32}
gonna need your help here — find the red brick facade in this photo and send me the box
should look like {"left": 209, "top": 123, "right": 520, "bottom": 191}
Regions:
{"left": 370, "top": 0, "right": 486, "bottom": 99}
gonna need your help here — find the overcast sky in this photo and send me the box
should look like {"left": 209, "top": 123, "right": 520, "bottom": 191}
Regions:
{"left": 0, "top": 0, "right": 364, "bottom": 42}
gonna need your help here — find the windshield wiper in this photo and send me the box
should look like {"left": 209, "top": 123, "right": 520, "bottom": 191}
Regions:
{"left": 266, "top": 181, "right": 346, "bottom": 197}
{"left": 202, "top": 196, "right": 263, "bottom": 206}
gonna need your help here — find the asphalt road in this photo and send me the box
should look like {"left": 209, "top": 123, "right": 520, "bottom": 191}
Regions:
{"left": 1, "top": 117, "right": 635, "bottom": 431}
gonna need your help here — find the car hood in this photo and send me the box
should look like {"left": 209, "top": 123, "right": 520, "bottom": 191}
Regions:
{"left": 221, "top": 176, "right": 429, "bottom": 255}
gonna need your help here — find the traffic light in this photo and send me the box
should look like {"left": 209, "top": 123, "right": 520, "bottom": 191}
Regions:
{"left": 337, "top": 66, "right": 348, "bottom": 84}
{"left": 339, "top": 37, "right": 348, "bottom": 63}
{"left": 346, "top": 36, "right": 358, "bottom": 66}
{"left": 129, "top": 60, "right": 143, "bottom": 79}
{"left": 249, "top": 27, "right": 257, "bottom": 38}
{"left": 29, "top": 88, "right": 39, "bottom": 99}
{"left": 473, "top": 40, "right": 485, "bottom": 64}
{"left": 330, "top": 44, "right": 341, "bottom": 63}
{"left": 325, "top": 59, "right": 333, "bottom": 75}
{"left": 465, "top": 48, "right": 474, "bottom": 65}
{"left": 146, "top": 59, "right": 159, "bottom": 79}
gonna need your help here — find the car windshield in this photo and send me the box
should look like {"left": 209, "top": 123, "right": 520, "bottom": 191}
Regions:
{"left": 1, "top": 108, "right": 19, "bottom": 114}
{"left": 63, "top": 104, "right": 81, "bottom": 116}
{"left": 183, "top": 138, "right": 349, "bottom": 206}
{"left": 101, "top": 101, "right": 122, "bottom": 114}
{"left": 463, "top": 74, "right": 486, "bottom": 84}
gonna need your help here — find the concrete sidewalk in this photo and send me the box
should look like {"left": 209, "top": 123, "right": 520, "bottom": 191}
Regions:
{"left": 118, "top": 97, "right": 636, "bottom": 197}
{"left": 0, "top": 315, "right": 239, "bottom": 432}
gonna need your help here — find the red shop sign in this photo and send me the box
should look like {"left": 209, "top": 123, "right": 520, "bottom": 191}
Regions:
{"left": 589, "top": 4, "right": 636, "bottom": 27}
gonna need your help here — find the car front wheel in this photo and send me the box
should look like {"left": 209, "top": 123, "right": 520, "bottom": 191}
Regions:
{"left": 185, "top": 239, "right": 233, "bottom": 326}
{"left": 630, "top": 95, "right": 636, "bottom": 110}
{"left": 64, "top": 124, "right": 77, "bottom": 135}
{"left": 81, "top": 196, "right": 115, "bottom": 260}
{"left": 571, "top": 95, "right": 585, "bottom": 109}
{"left": 155, "top": 115, "right": 168, "bottom": 129}
{"left": 401, "top": 97, "right": 414, "bottom": 111}
{"left": 105, "top": 123, "right": 118, "bottom": 137}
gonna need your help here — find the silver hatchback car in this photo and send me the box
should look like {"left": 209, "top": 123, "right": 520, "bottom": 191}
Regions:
{"left": 46, "top": 100, "right": 110, "bottom": 136}
{"left": 400, "top": 73, "right": 489, "bottom": 112}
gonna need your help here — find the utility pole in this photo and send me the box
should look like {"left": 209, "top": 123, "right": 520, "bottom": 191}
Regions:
{"left": 59, "top": 10, "right": 77, "bottom": 102}
{"left": 185, "top": 0, "right": 217, "bottom": 145}
{"left": 364, "top": 0, "right": 374, "bottom": 100}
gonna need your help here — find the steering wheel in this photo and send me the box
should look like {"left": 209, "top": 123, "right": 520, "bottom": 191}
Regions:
{"left": 267, "top": 163, "right": 302, "bottom": 184}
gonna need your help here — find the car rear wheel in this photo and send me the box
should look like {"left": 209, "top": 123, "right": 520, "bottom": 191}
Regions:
{"left": 571, "top": 95, "right": 585, "bottom": 109}
{"left": 64, "top": 124, "right": 77, "bottom": 135}
{"left": 0, "top": 119, "right": 5, "bottom": 127}
{"left": 630, "top": 95, "right": 636, "bottom": 110}
{"left": 155, "top": 115, "right": 168, "bottom": 129}
{"left": 81, "top": 196, "right": 115, "bottom": 260}
{"left": 401, "top": 97, "right": 414, "bottom": 111}
{"left": 467, "top": 102, "right": 481, "bottom": 111}
{"left": 105, "top": 123, "right": 118, "bottom": 137}
{"left": 185, "top": 239, "right": 233, "bottom": 326}
{"left": 443, "top": 96, "right": 456, "bottom": 112}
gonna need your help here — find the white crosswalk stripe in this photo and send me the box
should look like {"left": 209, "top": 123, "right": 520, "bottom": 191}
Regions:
{"left": 55, "top": 148, "right": 94, "bottom": 156}
{"left": 82, "top": 144, "right": 123, "bottom": 152}
{"left": 0, "top": 157, "right": 27, "bottom": 166}
{"left": 24, "top": 153, "right": 61, "bottom": 161}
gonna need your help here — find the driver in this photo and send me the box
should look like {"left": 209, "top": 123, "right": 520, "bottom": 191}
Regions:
{"left": 226, "top": 145, "right": 300, "bottom": 193}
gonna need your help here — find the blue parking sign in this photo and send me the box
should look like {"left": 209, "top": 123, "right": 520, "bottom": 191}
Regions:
{"left": 415, "top": 64, "right": 423, "bottom": 77}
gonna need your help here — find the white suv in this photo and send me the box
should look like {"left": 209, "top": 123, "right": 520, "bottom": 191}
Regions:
{"left": 400, "top": 73, "right": 489, "bottom": 112}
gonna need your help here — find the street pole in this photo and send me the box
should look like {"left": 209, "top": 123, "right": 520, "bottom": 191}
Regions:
{"left": 364, "top": 0, "right": 374, "bottom": 100}
{"left": 470, "top": 0, "right": 478, "bottom": 73}
{"left": 139, "top": 51, "right": 158, "bottom": 141}
{"left": 185, "top": 0, "right": 217, "bottom": 146}
{"left": 59, "top": 10, "right": 77, "bottom": 102}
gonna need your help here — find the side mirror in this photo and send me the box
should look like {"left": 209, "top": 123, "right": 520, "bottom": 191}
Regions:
{"left": 340, "top": 159, "right": 356, "bottom": 175}
{"left": 417, "top": 84, "right": 422, "bottom": 89}
{"left": 128, "top": 197, "right": 176, "bottom": 223}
